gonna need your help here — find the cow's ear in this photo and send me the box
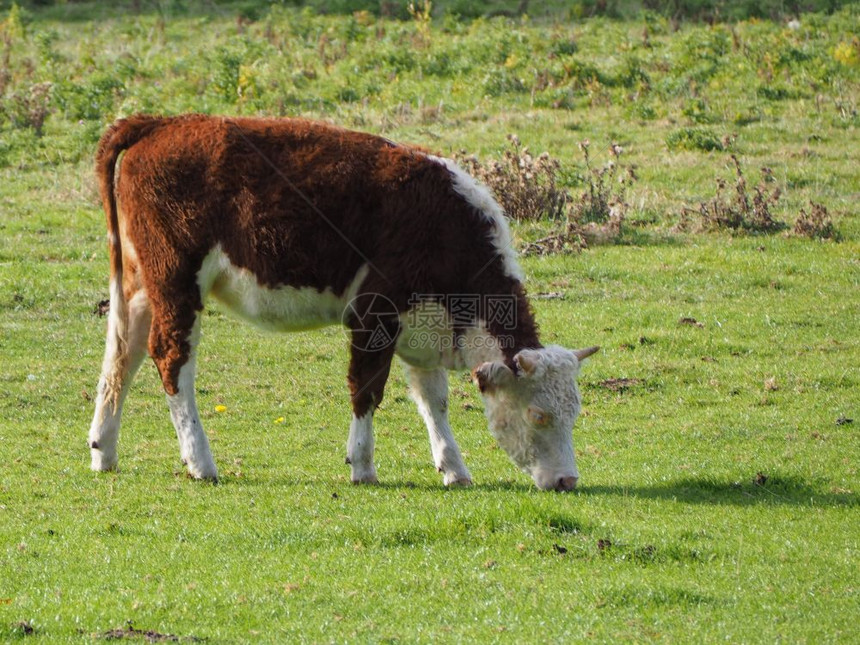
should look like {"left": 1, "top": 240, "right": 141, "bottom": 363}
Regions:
{"left": 514, "top": 349, "right": 543, "bottom": 377}
{"left": 472, "top": 362, "right": 514, "bottom": 393}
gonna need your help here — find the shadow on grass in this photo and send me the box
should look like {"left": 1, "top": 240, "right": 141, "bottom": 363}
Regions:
{"left": 581, "top": 475, "right": 857, "bottom": 508}
{"left": 220, "top": 473, "right": 856, "bottom": 508}
{"left": 222, "top": 474, "right": 536, "bottom": 494}
{"left": 370, "top": 480, "right": 537, "bottom": 494}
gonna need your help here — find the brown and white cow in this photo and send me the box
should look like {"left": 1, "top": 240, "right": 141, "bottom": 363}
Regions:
{"left": 88, "top": 114, "right": 597, "bottom": 491}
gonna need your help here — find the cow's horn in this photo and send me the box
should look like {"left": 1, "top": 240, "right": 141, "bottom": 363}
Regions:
{"left": 573, "top": 346, "right": 600, "bottom": 361}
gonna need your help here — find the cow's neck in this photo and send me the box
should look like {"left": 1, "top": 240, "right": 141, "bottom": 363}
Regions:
{"left": 455, "top": 282, "right": 542, "bottom": 370}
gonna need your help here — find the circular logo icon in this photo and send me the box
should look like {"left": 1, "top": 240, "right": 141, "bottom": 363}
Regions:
{"left": 341, "top": 293, "right": 400, "bottom": 352}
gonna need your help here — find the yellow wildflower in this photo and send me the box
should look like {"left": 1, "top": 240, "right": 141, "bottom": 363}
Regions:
{"left": 834, "top": 40, "right": 859, "bottom": 67}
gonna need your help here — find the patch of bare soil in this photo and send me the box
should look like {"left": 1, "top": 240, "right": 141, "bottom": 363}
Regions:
{"left": 678, "top": 316, "right": 704, "bottom": 328}
{"left": 97, "top": 621, "right": 204, "bottom": 643}
{"left": 598, "top": 378, "right": 643, "bottom": 392}
{"left": 94, "top": 299, "right": 110, "bottom": 317}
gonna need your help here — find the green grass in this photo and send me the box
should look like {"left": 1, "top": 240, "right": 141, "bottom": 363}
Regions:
{"left": 1, "top": 2, "right": 859, "bottom": 643}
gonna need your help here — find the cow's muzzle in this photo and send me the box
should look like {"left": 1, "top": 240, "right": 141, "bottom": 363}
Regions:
{"left": 555, "top": 476, "right": 578, "bottom": 492}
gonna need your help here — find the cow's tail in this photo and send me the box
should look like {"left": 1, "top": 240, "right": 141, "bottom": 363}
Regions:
{"left": 95, "top": 115, "right": 162, "bottom": 411}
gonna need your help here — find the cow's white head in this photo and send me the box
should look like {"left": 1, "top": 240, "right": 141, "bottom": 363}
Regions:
{"left": 472, "top": 345, "right": 598, "bottom": 491}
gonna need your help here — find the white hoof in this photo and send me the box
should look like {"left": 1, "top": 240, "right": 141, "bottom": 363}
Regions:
{"left": 186, "top": 459, "right": 218, "bottom": 481}
{"left": 350, "top": 464, "right": 379, "bottom": 485}
{"left": 90, "top": 448, "right": 118, "bottom": 472}
{"left": 443, "top": 471, "right": 473, "bottom": 487}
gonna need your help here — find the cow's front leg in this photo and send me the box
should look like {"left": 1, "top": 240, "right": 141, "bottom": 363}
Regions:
{"left": 346, "top": 411, "right": 377, "bottom": 484}
{"left": 345, "top": 319, "right": 397, "bottom": 484}
{"left": 404, "top": 364, "right": 472, "bottom": 486}
{"left": 151, "top": 310, "right": 217, "bottom": 481}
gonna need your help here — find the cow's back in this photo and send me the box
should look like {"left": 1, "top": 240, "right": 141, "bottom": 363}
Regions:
{"left": 116, "top": 115, "right": 465, "bottom": 300}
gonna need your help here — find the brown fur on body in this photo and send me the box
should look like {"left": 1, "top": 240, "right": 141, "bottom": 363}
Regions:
{"left": 97, "top": 114, "right": 540, "bottom": 417}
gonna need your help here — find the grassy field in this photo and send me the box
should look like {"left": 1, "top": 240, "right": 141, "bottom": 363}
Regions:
{"left": 1, "top": 2, "right": 858, "bottom": 642}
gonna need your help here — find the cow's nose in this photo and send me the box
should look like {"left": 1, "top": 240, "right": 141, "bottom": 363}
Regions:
{"left": 556, "top": 476, "right": 578, "bottom": 492}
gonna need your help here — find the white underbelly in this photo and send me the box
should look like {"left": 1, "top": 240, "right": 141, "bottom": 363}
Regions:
{"left": 197, "top": 246, "right": 368, "bottom": 332}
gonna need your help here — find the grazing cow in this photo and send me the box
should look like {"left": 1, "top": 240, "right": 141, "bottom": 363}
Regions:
{"left": 88, "top": 114, "right": 598, "bottom": 491}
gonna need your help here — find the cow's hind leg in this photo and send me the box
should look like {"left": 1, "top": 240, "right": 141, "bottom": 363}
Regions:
{"left": 404, "top": 365, "right": 472, "bottom": 486}
{"left": 149, "top": 298, "right": 217, "bottom": 481}
{"left": 89, "top": 289, "right": 151, "bottom": 471}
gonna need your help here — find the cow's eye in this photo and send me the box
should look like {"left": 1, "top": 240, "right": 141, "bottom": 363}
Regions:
{"left": 526, "top": 406, "right": 551, "bottom": 426}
